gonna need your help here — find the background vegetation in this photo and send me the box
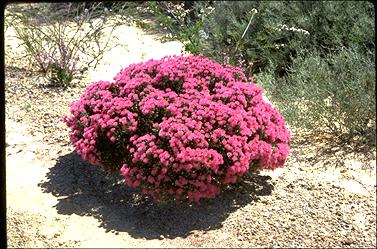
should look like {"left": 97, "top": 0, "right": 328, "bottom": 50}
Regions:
{"left": 5, "top": 1, "right": 376, "bottom": 146}
{"left": 148, "top": 1, "right": 376, "bottom": 146}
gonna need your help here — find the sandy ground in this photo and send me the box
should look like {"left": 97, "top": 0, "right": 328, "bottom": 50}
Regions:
{"left": 5, "top": 6, "right": 377, "bottom": 248}
{"left": 86, "top": 25, "right": 184, "bottom": 82}
{"left": 5, "top": 12, "right": 183, "bottom": 248}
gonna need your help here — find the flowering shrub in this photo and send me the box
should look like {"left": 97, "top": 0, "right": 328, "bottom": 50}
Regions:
{"left": 64, "top": 55, "right": 291, "bottom": 203}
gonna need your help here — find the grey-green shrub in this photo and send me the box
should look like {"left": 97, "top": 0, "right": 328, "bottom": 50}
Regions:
{"left": 190, "top": 1, "right": 375, "bottom": 143}
{"left": 199, "top": 1, "right": 374, "bottom": 75}
{"left": 258, "top": 48, "right": 375, "bottom": 143}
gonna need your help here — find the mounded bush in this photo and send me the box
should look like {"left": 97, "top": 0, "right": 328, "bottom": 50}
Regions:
{"left": 64, "top": 55, "right": 291, "bottom": 203}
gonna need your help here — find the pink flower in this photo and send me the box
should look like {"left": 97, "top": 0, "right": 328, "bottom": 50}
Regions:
{"left": 63, "top": 55, "right": 291, "bottom": 204}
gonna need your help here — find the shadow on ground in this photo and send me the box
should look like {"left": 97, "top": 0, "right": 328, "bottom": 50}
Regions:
{"left": 39, "top": 151, "right": 273, "bottom": 239}
{"left": 290, "top": 132, "right": 376, "bottom": 170}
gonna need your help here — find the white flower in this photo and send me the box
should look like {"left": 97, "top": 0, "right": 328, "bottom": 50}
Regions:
{"left": 251, "top": 8, "right": 258, "bottom": 14}
{"left": 274, "top": 43, "right": 286, "bottom": 49}
{"left": 276, "top": 24, "right": 310, "bottom": 35}
{"left": 198, "top": 30, "right": 209, "bottom": 40}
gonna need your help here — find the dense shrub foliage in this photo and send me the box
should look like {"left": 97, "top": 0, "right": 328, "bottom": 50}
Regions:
{"left": 64, "top": 55, "right": 291, "bottom": 203}
{"left": 197, "top": 1, "right": 374, "bottom": 75}
{"left": 259, "top": 48, "right": 376, "bottom": 141}
{"left": 151, "top": 1, "right": 375, "bottom": 143}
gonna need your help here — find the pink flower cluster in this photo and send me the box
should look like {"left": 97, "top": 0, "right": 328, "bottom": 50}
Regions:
{"left": 64, "top": 55, "right": 291, "bottom": 203}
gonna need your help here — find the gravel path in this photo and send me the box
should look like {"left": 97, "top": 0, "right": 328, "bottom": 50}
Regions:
{"left": 5, "top": 9, "right": 376, "bottom": 248}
